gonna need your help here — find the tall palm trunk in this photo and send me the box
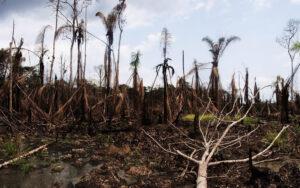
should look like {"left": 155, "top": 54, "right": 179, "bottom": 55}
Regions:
{"left": 244, "top": 68, "right": 250, "bottom": 109}
{"left": 133, "top": 66, "right": 138, "bottom": 91}
{"left": 163, "top": 65, "right": 170, "bottom": 124}
{"left": 281, "top": 82, "right": 289, "bottom": 123}
{"left": 69, "top": 38, "right": 75, "bottom": 83}
{"left": 69, "top": 0, "right": 77, "bottom": 84}
{"left": 77, "top": 38, "right": 82, "bottom": 86}
{"left": 39, "top": 55, "right": 44, "bottom": 86}
{"left": 115, "top": 26, "right": 123, "bottom": 90}
{"left": 193, "top": 63, "right": 200, "bottom": 134}
{"left": 210, "top": 64, "right": 219, "bottom": 109}
{"left": 9, "top": 42, "right": 13, "bottom": 113}
{"left": 107, "top": 46, "right": 112, "bottom": 95}
{"left": 83, "top": 6, "right": 88, "bottom": 80}
{"left": 50, "top": 0, "right": 60, "bottom": 83}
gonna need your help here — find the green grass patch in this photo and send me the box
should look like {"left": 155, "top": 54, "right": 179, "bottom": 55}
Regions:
{"left": 182, "top": 114, "right": 217, "bottom": 122}
{"left": 13, "top": 159, "right": 32, "bottom": 174}
{"left": 182, "top": 114, "right": 259, "bottom": 126}
{"left": 261, "top": 131, "right": 288, "bottom": 149}
{"left": 2, "top": 141, "right": 18, "bottom": 157}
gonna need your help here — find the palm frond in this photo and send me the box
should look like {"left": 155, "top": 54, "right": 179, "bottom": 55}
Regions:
{"left": 130, "top": 51, "right": 141, "bottom": 68}
{"left": 220, "top": 36, "right": 240, "bottom": 55}
{"left": 95, "top": 11, "right": 107, "bottom": 28}
{"left": 218, "top": 37, "right": 225, "bottom": 47}
{"left": 35, "top": 25, "right": 52, "bottom": 44}
{"left": 167, "top": 65, "right": 175, "bottom": 76}
{"left": 55, "top": 24, "right": 72, "bottom": 40}
{"left": 155, "top": 64, "right": 163, "bottom": 74}
{"left": 106, "top": 12, "right": 118, "bottom": 30}
{"left": 202, "top": 36, "right": 214, "bottom": 49}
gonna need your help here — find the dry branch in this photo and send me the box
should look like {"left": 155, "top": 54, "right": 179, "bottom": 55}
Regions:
{"left": 0, "top": 143, "right": 51, "bottom": 169}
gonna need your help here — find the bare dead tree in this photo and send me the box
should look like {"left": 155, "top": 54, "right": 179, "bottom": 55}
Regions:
{"left": 143, "top": 91, "right": 289, "bottom": 188}
{"left": 276, "top": 19, "right": 299, "bottom": 101}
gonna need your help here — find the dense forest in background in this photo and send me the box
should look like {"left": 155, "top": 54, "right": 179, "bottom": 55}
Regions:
{"left": 0, "top": 0, "right": 299, "bottom": 188}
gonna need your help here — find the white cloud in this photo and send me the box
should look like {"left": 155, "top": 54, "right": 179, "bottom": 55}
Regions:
{"left": 290, "top": 0, "right": 300, "bottom": 4}
{"left": 250, "top": 0, "right": 272, "bottom": 9}
{"left": 115, "top": 0, "right": 218, "bottom": 28}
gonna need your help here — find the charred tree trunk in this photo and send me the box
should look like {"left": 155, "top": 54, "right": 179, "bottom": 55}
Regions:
{"left": 39, "top": 55, "right": 44, "bottom": 86}
{"left": 193, "top": 62, "right": 200, "bottom": 134}
{"left": 69, "top": 38, "right": 75, "bottom": 84}
{"left": 163, "top": 66, "right": 170, "bottom": 124}
{"left": 209, "top": 63, "right": 219, "bottom": 110}
{"left": 281, "top": 83, "right": 289, "bottom": 123}
{"left": 244, "top": 68, "right": 250, "bottom": 110}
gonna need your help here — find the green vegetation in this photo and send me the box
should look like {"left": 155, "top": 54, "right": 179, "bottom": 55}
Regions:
{"left": 13, "top": 159, "right": 32, "bottom": 174}
{"left": 240, "top": 116, "right": 259, "bottom": 125}
{"left": 2, "top": 141, "right": 18, "bottom": 157}
{"left": 182, "top": 114, "right": 259, "bottom": 125}
{"left": 182, "top": 114, "right": 217, "bottom": 123}
{"left": 262, "top": 131, "right": 288, "bottom": 149}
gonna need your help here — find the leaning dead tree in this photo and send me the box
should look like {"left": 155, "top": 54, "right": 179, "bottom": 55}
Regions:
{"left": 143, "top": 90, "right": 289, "bottom": 188}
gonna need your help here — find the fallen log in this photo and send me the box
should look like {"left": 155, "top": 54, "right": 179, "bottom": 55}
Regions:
{"left": 0, "top": 143, "right": 51, "bottom": 169}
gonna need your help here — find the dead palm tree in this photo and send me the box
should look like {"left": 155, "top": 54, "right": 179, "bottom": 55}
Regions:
{"left": 55, "top": 18, "right": 85, "bottom": 86}
{"left": 54, "top": 0, "right": 82, "bottom": 84}
{"left": 244, "top": 68, "right": 250, "bottom": 109}
{"left": 202, "top": 36, "right": 240, "bottom": 109}
{"left": 231, "top": 73, "right": 237, "bottom": 103}
{"left": 191, "top": 60, "right": 202, "bottom": 133}
{"left": 154, "top": 28, "right": 174, "bottom": 124}
{"left": 49, "top": 0, "right": 61, "bottom": 83}
{"left": 130, "top": 50, "right": 141, "bottom": 91}
{"left": 185, "top": 61, "right": 208, "bottom": 131}
{"left": 114, "top": 0, "right": 127, "bottom": 89}
{"left": 75, "top": 20, "right": 85, "bottom": 86}
{"left": 96, "top": 8, "right": 118, "bottom": 95}
{"left": 254, "top": 78, "right": 260, "bottom": 104}
{"left": 156, "top": 58, "right": 174, "bottom": 124}
{"left": 36, "top": 25, "right": 51, "bottom": 86}
{"left": 130, "top": 50, "right": 142, "bottom": 113}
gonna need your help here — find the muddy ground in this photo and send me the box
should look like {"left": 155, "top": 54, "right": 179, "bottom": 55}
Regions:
{"left": 0, "top": 121, "right": 299, "bottom": 188}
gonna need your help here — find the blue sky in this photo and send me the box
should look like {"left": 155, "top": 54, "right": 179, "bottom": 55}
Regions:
{"left": 1, "top": 0, "right": 300, "bottom": 99}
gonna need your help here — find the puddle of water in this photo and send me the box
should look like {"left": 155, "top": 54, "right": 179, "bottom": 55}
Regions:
{"left": 0, "top": 162, "right": 101, "bottom": 188}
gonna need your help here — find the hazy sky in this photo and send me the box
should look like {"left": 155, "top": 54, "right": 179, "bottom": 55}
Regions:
{"left": 1, "top": 0, "right": 300, "bottom": 99}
